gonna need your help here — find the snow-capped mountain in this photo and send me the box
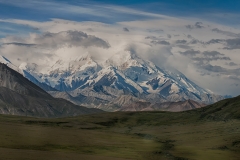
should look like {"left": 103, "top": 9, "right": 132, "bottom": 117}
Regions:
{"left": 19, "top": 54, "right": 101, "bottom": 91}
{"left": 105, "top": 51, "right": 209, "bottom": 97}
{"left": 1, "top": 52, "right": 224, "bottom": 110}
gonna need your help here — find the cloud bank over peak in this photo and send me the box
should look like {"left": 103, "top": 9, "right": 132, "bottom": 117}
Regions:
{"left": 0, "top": 2, "right": 240, "bottom": 96}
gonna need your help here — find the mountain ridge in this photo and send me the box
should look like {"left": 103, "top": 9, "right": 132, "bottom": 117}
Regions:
{"left": 1, "top": 52, "right": 225, "bottom": 110}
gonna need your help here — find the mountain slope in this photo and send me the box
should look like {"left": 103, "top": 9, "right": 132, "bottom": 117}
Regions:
{"left": 20, "top": 54, "right": 101, "bottom": 91}
{"left": 105, "top": 51, "right": 223, "bottom": 104}
{"left": 152, "top": 100, "right": 206, "bottom": 112}
{"left": 118, "top": 99, "right": 205, "bottom": 112}
{"left": 0, "top": 63, "right": 50, "bottom": 98}
{"left": 14, "top": 52, "right": 224, "bottom": 109}
{"left": 197, "top": 95, "right": 240, "bottom": 120}
{"left": 0, "top": 63, "right": 103, "bottom": 117}
{"left": 48, "top": 90, "right": 109, "bottom": 107}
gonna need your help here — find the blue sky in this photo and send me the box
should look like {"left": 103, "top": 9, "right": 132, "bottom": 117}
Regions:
{"left": 0, "top": 0, "right": 239, "bottom": 37}
{"left": 0, "top": 0, "right": 240, "bottom": 24}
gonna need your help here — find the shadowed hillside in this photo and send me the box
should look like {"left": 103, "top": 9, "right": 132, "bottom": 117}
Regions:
{"left": 0, "top": 63, "right": 103, "bottom": 117}
{"left": 196, "top": 95, "right": 240, "bottom": 120}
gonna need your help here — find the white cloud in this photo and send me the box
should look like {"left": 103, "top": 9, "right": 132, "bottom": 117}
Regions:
{"left": 1, "top": 15, "right": 240, "bottom": 96}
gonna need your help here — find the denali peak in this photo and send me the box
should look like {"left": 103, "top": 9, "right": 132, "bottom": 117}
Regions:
{"left": 0, "top": 53, "right": 224, "bottom": 109}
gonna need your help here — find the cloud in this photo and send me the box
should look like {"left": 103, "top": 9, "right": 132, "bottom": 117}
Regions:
{"left": 145, "top": 36, "right": 171, "bottom": 45}
{"left": 175, "top": 40, "right": 187, "bottom": 44}
{"left": 145, "top": 36, "right": 157, "bottom": 40}
{"left": 101, "top": 5, "right": 169, "bottom": 19}
{"left": 192, "top": 56, "right": 231, "bottom": 63}
{"left": 180, "top": 49, "right": 200, "bottom": 56}
{"left": 2, "top": 42, "right": 36, "bottom": 47}
{"left": 202, "top": 51, "right": 223, "bottom": 57}
{"left": 151, "top": 40, "right": 170, "bottom": 45}
{"left": 223, "top": 38, "right": 240, "bottom": 50}
{"left": 179, "top": 50, "right": 231, "bottom": 67}
{"left": 228, "top": 75, "right": 240, "bottom": 81}
{"left": 195, "top": 22, "right": 204, "bottom": 28}
{"left": 192, "top": 39, "right": 205, "bottom": 45}
{"left": 186, "top": 22, "right": 204, "bottom": 29}
{"left": 199, "top": 64, "right": 240, "bottom": 77}
{"left": 123, "top": 27, "right": 129, "bottom": 32}
{"left": 4, "top": 30, "right": 110, "bottom": 49}
{"left": 186, "top": 25, "right": 193, "bottom": 29}
{"left": 185, "top": 34, "right": 204, "bottom": 44}
{"left": 176, "top": 45, "right": 192, "bottom": 49}
{"left": 0, "top": 30, "right": 111, "bottom": 69}
{"left": 0, "top": 0, "right": 110, "bottom": 18}
{"left": 32, "top": 30, "right": 110, "bottom": 49}
{"left": 201, "top": 64, "right": 227, "bottom": 73}
{"left": 187, "top": 35, "right": 194, "bottom": 39}
{"left": 0, "top": 0, "right": 171, "bottom": 22}
{"left": 206, "top": 39, "right": 223, "bottom": 44}
{"left": 176, "top": 49, "right": 237, "bottom": 94}
{"left": 212, "top": 28, "right": 240, "bottom": 38}
{"left": 206, "top": 38, "right": 240, "bottom": 50}
{"left": 176, "top": 40, "right": 187, "bottom": 44}
{"left": 147, "top": 29, "right": 164, "bottom": 33}
{"left": 226, "top": 62, "right": 238, "bottom": 66}
{"left": 1, "top": 17, "right": 240, "bottom": 96}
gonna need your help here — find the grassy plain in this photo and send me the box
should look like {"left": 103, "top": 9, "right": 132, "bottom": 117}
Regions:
{"left": 0, "top": 108, "right": 239, "bottom": 160}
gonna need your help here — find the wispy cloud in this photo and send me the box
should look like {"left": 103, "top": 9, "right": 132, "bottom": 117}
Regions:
{"left": 0, "top": 0, "right": 170, "bottom": 21}
{"left": 212, "top": 28, "right": 240, "bottom": 38}
{"left": 0, "top": 0, "right": 109, "bottom": 17}
{"left": 100, "top": 5, "right": 169, "bottom": 19}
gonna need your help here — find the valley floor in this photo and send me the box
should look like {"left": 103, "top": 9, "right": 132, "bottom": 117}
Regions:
{"left": 0, "top": 112, "right": 239, "bottom": 160}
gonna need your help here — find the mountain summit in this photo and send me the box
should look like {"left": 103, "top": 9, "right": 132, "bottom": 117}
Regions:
{"left": 5, "top": 52, "right": 224, "bottom": 111}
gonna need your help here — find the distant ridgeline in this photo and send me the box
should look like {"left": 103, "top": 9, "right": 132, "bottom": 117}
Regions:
{"left": 0, "top": 52, "right": 225, "bottom": 112}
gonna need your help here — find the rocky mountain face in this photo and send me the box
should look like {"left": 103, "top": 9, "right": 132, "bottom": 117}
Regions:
{"left": 1, "top": 51, "right": 224, "bottom": 112}
{"left": 0, "top": 63, "right": 103, "bottom": 117}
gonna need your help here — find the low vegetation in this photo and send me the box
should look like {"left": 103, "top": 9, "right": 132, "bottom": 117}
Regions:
{"left": 0, "top": 96, "right": 240, "bottom": 159}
